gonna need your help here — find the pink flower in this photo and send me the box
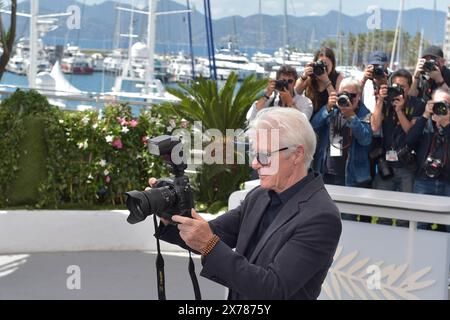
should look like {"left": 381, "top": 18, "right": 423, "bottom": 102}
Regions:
{"left": 117, "top": 117, "right": 128, "bottom": 126}
{"left": 105, "top": 176, "right": 111, "bottom": 183}
{"left": 129, "top": 119, "right": 138, "bottom": 128}
{"left": 112, "top": 138, "right": 123, "bottom": 149}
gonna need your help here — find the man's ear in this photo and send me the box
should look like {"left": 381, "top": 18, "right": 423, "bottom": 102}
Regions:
{"left": 293, "top": 145, "right": 305, "bottom": 165}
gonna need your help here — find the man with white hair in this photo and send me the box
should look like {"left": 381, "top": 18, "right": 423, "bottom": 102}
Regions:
{"left": 311, "top": 77, "right": 373, "bottom": 187}
{"left": 153, "top": 108, "right": 342, "bottom": 299}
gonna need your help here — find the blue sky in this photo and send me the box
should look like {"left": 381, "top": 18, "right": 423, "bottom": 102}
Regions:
{"left": 85, "top": 0, "right": 448, "bottom": 19}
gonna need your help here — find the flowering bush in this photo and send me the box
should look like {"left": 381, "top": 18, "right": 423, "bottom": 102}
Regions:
{"left": 0, "top": 90, "right": 168, "bottom": 208}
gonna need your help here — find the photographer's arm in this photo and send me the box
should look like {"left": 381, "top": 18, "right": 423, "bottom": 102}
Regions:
{"left": 347, "top": 114, "right": 373, "bottom": 146}
{"left": 371, "top": 86, "right": 387, "bottom": 133}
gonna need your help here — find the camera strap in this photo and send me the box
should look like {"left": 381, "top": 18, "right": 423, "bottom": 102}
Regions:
{"left": 153, "top": 214, "right": 166, "bottom": 300}
{"left": 152, "top": 214, "right": 202, "bottom": 300}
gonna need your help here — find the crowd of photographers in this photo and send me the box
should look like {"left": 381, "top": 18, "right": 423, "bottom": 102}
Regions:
{"left": 248, "top": 45, "right": 450, "bottom": 231}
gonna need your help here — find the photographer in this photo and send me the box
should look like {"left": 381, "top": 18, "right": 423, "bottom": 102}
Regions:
{"left": 310, "top": 77, "right": 372, "bottom": 187}
{"left": 247, "top": 65, "right": 313, "bottom": 122}
{"left": 370, "top": 69, "right": 425, "bottom": 193}
{"left": 295, "top": 47, "right": 344, "bottom": 117}
{"left": 147, "top": 108, "right": 342, "bottom": 300}
{"left": 407, "top": 89, "right": 450, "bottom": 195}
{"left": 409, "top": 46, "right": 450, "bottom": 102}
{"left": 361, "top": 51, "right": 390, "bottom": 113}
{"left": 406, "top": 89, "right": 450, "bottom": 231}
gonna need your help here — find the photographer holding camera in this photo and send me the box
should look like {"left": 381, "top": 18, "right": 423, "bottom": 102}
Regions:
{"left": 406, "top": 89, "right": 450, "bottom": 195}
{"left": 295, "top": 47, "right": 344, "bottom": 117}
{"left": 405, "top": 89, "right": 450, "bottom": 231}
{"left": 310, "top": 77, "right": 372, "bottom": 188}
{"left": 370, "top": 69, "right": 426, "bottom": 194}
{"left": 361, "top": 51, "right": 391, "bottom": 113}
{"left": 136, "top": 108, "right": 342, "bottom": 300}
{"left": 409, "top": 46, "right": 450, "bottom": 102}
{"left": 247, "top": 65, "right": 313, "bottom": 122}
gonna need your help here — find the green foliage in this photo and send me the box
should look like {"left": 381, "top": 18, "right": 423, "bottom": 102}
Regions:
{"left": 0, "top": 89, "right": 168, "bottom": 208}
{"left": 160, "top": 73, "right": 267, "bottom": 213}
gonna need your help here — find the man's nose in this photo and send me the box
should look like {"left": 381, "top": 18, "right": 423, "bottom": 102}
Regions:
{"left": 251, "top": 157, "right": 261, "bottom": 170}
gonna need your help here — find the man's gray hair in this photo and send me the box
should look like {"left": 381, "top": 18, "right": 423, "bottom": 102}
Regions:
{"left": 433, "top": 88, "right": 450, "bottom": 102}
{"left": 248, "top": 108, "right": 317, "bottom": 168}
{"left": 339, "top": 77, "right": 362, "bottom": 93}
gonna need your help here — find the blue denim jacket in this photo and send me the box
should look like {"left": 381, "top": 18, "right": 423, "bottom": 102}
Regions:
{"left": 311, "top": 102, "right": 373, "bottom": 187}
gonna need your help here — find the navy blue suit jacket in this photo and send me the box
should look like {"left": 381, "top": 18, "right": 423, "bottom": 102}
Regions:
{"left": 159, "top": 173, "right": 342, "bottom": 300}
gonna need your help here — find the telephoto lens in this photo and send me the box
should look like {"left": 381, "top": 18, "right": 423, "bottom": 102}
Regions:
{"left": 275, "top": 79, "right": 289, "bottom": 91}
{"left": 372, "top": 65, "right": 385, "bottom": 79}
{"left": 423, "top": 60, "right": 436, "bottom": 73}
{"left": 313, "top": 60, "right": 327, "bottom": 76}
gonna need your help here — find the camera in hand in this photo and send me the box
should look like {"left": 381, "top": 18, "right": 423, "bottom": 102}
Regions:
{"left": 275, "top": 79, "right": 289, "bottom": 91}
{"left": 125, "top": 135, "right": 194, "bottom": 224}
{"left": 432, "top": 101, "right": 449, "bottom": 116}
{"left": 369, "top": 147, "right": 394, "bottom": 180}
{"left": 373, "top": 65, "right": 385, "bottom": 79}
{"left": 387, "top": 84, "right": 404, "bottom": 101}
{"left": 397, "top": 145, "right": 418, "bottom": 171}
{"left": 337, "top": 92, "right": 353, "bottom": 108}
{"left": 424, "top": 156, "right": 443, "bottom": 179}
{"left": 423, "top": 60, "right": 436, "bottom": 73}
{"left": 313, "top": 60, "right": 327, "bottom": 76}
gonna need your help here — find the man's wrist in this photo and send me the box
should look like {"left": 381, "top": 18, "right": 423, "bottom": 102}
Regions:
{"left": 200, "top": 234, "right": 220, "bottom": 257}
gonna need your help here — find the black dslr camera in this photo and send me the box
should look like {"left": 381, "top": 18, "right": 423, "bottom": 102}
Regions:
{"left": 125, "top": 135, "right": 194, "bottom": 224}
{"left": 275, "top": 79, "right": 289, "bottom": 91}
{"left": 337, "top": 92, "right": 353, "bottom": 108}
{"left": 372, "top": 65, "right": 386, "bottom": 79}
{"left": 423, "top": 60, "right": 437, "bottom": 73}
{"left": 424, "top": 156, "right": 443, "bottom": 179}
{"left": 369, "top": 147, "right": 394, "bottom": 180}
{"left": 387, "top": 84, "right": 404, "bottom": 101}
{"left": 313, "top": 60, "right": 327, "bottom": 76}
{"left": 432, "top": 101, "right": 449, "bottom": 116}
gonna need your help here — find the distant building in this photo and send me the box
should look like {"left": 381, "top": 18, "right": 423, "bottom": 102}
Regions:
{"left": 445, "top": 6, "right": 450, "bottom": 61}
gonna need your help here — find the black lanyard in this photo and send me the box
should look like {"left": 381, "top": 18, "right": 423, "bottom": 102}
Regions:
{"left": 153, "top": 214, "right": 202, "bottom": 300}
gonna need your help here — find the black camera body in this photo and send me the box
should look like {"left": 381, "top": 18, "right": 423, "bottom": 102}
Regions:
{"left": 424, "top": 156, "right": 443, "bottom": 179}
{"left": 432, "top": 101, "right": 449, "bottom": 116}
{"left": 313, "top": 60, "right": 327, "bottom": 76}
{"left": 397, "top": 145, "right": 418, "bottom": 171}
{"left": 125, "top": 135, "right": 194, "bottom": 224}
{"left": 369, "top": 147, "right": 394, "bottom": 180}
{"left": 373, "top": 65, "right": 385, "bottom": 79}
{"left": 423, "top": 60, "right": 437, "bottom": 73}
{"left": 387, "top": 84, "right": 404, "bottom": 101}
{"left": 275, "top": 79, "right": 289, "bottom": 92}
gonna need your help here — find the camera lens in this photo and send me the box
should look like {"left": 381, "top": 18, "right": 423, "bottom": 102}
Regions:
{"left": 432, "top": 102, "right": 449, "bottom": 116}
{"left": 125, "top": 186, "right": 177, "bottom": 224}
{"left": 337, "top": 96, "right": 349, "bottom": 107}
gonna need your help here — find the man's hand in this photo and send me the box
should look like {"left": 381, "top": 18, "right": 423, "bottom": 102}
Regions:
{"left": 265, "top": 79, "right": 276, "bottom": 97}
{"left": 423, "top": 101, "right": 434, "bottom": 119}
{"left": 172, "top": 209, "right": 214, "bottom": 252}
{"left": 429, "top": 66, "right": 444, "bottom": 84}
{"left": 327, "top": 91, "right": 337, "bottom": 112}
{"left": 279, "top": 88, "right": 294, "bottom": 107}
{"left": 414, "top": 59, "right": 425, "bottom": 79}
{"left": 378, "top": 84, "right": 388, "bottom": 99}
{"left": 339, "top": 106, "right": 356, "bottom": 119}
{"left": 392, "top": 95, "right": 406, "bottom": 113}
{"left": 363, "top": 65, "right": 374, "bottom": 81}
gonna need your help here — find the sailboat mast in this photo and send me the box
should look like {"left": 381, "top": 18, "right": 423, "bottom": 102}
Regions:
{"left": 146, "top": 0, "right": 157, "bottom": 85}
{"left": 259, "top": 0, "right": 263, "bottom": 50}
{"left": 29, "top": 0, "right": 39, "bottom": 88}
{"left": 337, "top": 0, "right": 342, "bottom": 66}
{"left": 390, "top": 0, "right": 404, "bottom": 69}
{"left": 283, "top": 0, "right": 288, "bottom": 50}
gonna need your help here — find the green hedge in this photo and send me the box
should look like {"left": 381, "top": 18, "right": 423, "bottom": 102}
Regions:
{"left": 0, "top": 90, "right": 168, "bottom": 209}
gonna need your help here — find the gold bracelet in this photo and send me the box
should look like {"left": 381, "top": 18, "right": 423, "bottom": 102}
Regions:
{"left": 200, "top": 234, "right": 220, "bottom": 257}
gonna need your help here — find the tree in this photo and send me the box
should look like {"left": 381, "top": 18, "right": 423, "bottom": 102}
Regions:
{"left": 160, "top": 73, "right": 267, "bottom": 213}
{"left": 0, "top": 0, "right": 17, "bottom": 81}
